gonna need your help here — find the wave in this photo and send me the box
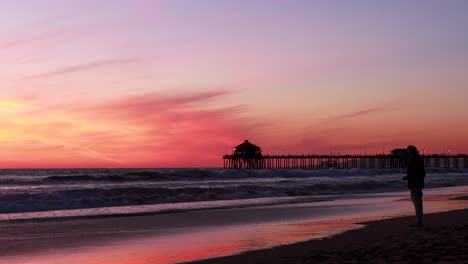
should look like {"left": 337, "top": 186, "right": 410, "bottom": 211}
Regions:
{"left": 40, "top": 169, "right": 229, "bottom": 183}
{"left": 1, "top": 168, "right": 467, "bottom": 185}
{"left": 1, "top": 171, "right": 467, "bottom": 214}
{"left": 45, "top": 171, "right": 175, "bottom": 182}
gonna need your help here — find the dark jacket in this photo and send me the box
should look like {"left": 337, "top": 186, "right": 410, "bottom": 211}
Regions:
{"left": 404, "top": 154, "right": 426, "bottom": 188}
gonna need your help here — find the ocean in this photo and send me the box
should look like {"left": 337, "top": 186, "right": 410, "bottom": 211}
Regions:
{"left": 1, "top": 168, "right": 467, "bottom": 221}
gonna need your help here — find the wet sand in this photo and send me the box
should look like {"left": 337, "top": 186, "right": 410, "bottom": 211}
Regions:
{"left": 187, "top": 208, "right": 468, "bottom": 264}
{"left": 0, "top": 187, "right": 467, "bottom": 264}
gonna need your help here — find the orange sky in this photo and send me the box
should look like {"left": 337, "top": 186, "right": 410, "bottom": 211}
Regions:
{"left": 1, "top": 1, "right": 468, "bottom": 168}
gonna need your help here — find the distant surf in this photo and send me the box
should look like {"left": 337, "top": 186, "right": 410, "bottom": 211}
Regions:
{"left": 0, "top": 168, "right": 467, "bottom": 220}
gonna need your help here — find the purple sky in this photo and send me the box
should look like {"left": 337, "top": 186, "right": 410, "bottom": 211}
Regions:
{"left": 1, "top": 0, "right": 468, "bottom": 167}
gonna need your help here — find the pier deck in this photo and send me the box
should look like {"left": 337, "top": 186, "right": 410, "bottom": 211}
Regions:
{"left": 223, "top": 154, "right": 468, "bottom": 169}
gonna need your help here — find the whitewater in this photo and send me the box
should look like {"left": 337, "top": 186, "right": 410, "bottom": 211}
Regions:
{"left": 1, "top": 168, "right": 467, "bottom": 221}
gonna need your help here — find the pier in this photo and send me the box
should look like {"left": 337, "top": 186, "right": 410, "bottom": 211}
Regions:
{"left": 224, "top": 140, "right": 468, "bottom": 169}
{"left": 223, "top": 154, "right": 468, "bottom": 169}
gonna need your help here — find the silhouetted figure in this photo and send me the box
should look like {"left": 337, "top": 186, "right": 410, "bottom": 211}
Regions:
{"left": 402, "top": 145, "right": 426, "bottom": 227}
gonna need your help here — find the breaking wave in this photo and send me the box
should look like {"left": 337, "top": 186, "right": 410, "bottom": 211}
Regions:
{"left": 0, "top": 168, "right": 467, "bottom": 214}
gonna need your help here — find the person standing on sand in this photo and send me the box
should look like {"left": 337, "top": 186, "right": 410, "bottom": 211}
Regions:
{"left": 403, "top": 145, "right": 426, "bottom": 227}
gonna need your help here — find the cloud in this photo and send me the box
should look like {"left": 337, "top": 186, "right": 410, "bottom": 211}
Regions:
{"left": 4, "top": 91, "right": 411, "bottom": 166}
{"left": 0, "top": 89, "right": 257, "bottom": 167}
{"left": 75, "top": 90, "right": 236, "bottom": 128}
{"left": 332, "top": 97, "right": 406, "bottom": 120}
{"left": 86, "top": 89, "right": 229, "bottom": 113}
{"left": 0, "top": 30, "right": 69, "bottom": 50}
{"left": 66, "top": 89, "right": 255, "bottom": 166}
{"left": 67, "top": 143, "right": 121, "bottom": 164}
{"left": 24, "top": 58, "right": 150, "bottom": 80}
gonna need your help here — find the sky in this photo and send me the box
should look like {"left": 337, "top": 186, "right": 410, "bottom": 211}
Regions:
{"left": 1, "top": 0, "right": 468, "bottom": 168}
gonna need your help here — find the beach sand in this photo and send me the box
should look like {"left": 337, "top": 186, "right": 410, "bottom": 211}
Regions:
{"left": 0, "top": 188, "right": 467, "bottom": 264}
{"left": 187, "top": 208, "right": 468, "bottom": 264}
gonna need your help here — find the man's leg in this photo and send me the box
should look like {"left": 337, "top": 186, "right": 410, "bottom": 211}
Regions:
{"left": 411, "top": 187, "right": 423, "bottom": 225}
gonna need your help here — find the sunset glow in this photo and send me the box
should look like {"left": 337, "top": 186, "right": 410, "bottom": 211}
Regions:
{"left": 1, "top": 0, "right": 468, "bottom": 168}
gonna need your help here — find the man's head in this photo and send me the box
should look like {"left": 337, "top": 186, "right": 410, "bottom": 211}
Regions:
{"left": 407, "top": 145, "right": 419, "bottom": 157}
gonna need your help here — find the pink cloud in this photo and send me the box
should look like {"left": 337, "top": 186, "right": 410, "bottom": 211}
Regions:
{"left": 0, "top": 30, "right": 73, "bottom": 67}
{"left": 0, "top": 90, "right": 251, "bottom": 167}
{"left": 24, "top": 58, "right": 151, "bottom": 80}
{"left": 77, "top": 90, "right": 237, "bottom": 126}
{"left": 2, "top": 92, "right": 453, "bottom": 168}
{"left": 93, "top": 90, "right": 230, "bottom": 112}
{"left": 0, "top": 30, "right": 69, "bottom": 50}
{"left": 64, "top": 89, "right": 255, "bottom": 167}
{"left": 332, "top": 97, "right": 406, "bottom": 120}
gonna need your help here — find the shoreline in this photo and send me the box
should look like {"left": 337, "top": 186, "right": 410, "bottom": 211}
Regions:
{"left": 2, "top": 185, "right": 467, "bottom": 223}
{"left": 0, "top": 195, "right": 335, "bottom": 223}
{"left": 0, "top": 187, "right": 466, "bottom": 264}
{"left": 185, "top": 208, "right": 468, "bottom": 264}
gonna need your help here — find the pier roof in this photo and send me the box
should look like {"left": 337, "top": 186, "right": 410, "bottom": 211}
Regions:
{"left": 234, "top": 140, "right": 261, "bottom": 152}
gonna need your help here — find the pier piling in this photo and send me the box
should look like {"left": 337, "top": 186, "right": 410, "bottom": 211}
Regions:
{"left": 223, "top": 154, "right": 468, "bottom": 169}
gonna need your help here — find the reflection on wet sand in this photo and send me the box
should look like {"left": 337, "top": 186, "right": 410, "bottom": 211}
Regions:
{"left": 1, "top": 186, "right": 467, "bottom": 264}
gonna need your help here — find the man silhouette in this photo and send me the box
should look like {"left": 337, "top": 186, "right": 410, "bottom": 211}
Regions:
{"left": 402, "top": 145, "right": 426, "bottom": 227}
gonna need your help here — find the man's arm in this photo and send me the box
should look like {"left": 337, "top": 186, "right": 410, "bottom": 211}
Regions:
{"left": 404, "top": 158, "right": 415, "bottom": 181}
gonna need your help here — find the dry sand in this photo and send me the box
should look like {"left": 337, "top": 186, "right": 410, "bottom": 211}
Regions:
{"left": 186, "top": 208, "right": 468, "bottom": 264}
